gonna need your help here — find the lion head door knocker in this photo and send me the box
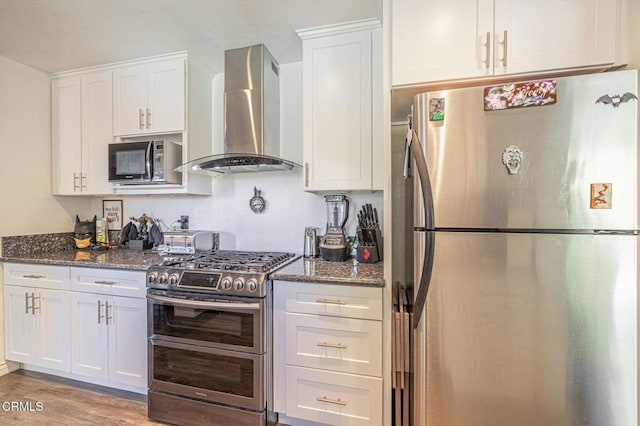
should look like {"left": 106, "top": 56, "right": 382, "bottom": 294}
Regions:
{"left": 502, "top": 145, "right": 524, "bottom": 175}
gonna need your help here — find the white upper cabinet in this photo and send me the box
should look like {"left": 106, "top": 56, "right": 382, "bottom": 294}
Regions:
{"left": 299, "top": 19, "right": 383, "bottom": 192}
{"left": 392, "top": 0, "right": 623, "bottom": 86}
{"left": 113, "top": 58, "right": 185, "bottom": 136}
{"left": 52, "top": 52, "right": 212, "bottom": 196}
{"left": 52, "top": 70, "right": 112, "bottom": 195}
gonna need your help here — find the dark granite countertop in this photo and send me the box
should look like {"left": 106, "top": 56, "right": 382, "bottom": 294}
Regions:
{"left": 0, "top": 232, "right": 163, "bottom": 271}
{"left": 271, "top": 257, "right": 384, "bottom": 287}
{"left": 0, "top": 248, "right": 164, "bottom": 271}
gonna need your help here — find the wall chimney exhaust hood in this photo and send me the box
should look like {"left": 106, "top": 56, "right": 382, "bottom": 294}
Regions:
{"left": 180, "top": 44, "right": 299, "bottom": 174}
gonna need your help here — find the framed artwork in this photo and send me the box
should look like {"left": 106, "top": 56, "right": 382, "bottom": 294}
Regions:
{"left": 103, "top": 200, "right": 123, "bottom": 230}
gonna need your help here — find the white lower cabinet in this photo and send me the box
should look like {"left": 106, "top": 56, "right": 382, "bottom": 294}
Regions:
{"left": 4, "top": 285, "right": 71, "bottom": 371}
{"left": 274, "top": 281, "right": 383, "bottom": 425}
{"left": 285, "top": 366, "right": 382, "bottom": 426}
{"left": 70, "top": 292, "right": 147, "bottom": 388}
{"left": 3, "top": 263, "right": 147, "bottom": 393}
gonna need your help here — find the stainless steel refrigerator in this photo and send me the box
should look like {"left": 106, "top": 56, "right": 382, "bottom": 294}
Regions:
{"left": 408, "top": 70, "right": 638, "bottom": 426}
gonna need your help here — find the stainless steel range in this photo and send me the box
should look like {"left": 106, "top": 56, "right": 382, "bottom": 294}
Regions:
{"left": 146, "top": 250, "right": 297, "bottom": 426}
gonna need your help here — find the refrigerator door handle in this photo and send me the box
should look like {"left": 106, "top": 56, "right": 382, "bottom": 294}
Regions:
{"left": 410, "top": 129, "right": 436, "bottom": 328}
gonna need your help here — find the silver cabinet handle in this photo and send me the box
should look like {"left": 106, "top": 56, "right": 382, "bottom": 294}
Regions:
{"left": 146, "top": 108, "right": 152, "bottom": 129}
{"left": 316, "top": 298, "right": 347, "bottom": 305}
{"left": 81, "top": 173, "right": 87, "bottom": 190}
{"left": 316, "top": 396, "right": 347, "bottom": 406}
{"left": 31, "top": 293, "right": 40, "bottom": 314}
{"left": 22, "top": 274, "right": 45, "bottom": 279}
{"left": 25, "top": 292, "right": 30, "bottom": 314}
{"left": 499, "top": 30, "right": 508, "bottom": 67}
{"left": 304, "top": 162, "right": 309, "bottom": 187}
{"left": 147, "top": 294, "right": 260, "bottom": 311}
{"left": 139, "top": 108, "right": 145, "bottom": 129}
{"left": 105, "top": 301, "right": 112, "bottom": 325}
{"left": 317, "top": 342, "right": 347, "bottom": 349}
{"left": 73, "top": 172, "right": 80, "bottom": 191}
{"left": 97, "top": 300, "right": 104, "bottom": 324}
{"left": 94, "top": 280, "right": 116, "bottom": 285}
{"left": 483, "top": 31, "right": 491, "bottom": 69}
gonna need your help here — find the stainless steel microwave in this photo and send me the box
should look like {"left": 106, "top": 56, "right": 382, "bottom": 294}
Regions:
{"left": 108, "top": 140, "right": 181, "bottom": 185}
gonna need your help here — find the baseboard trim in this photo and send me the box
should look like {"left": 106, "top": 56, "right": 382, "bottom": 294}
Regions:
{"left": 0, "top": 360, "right": 20, "bottom": 377}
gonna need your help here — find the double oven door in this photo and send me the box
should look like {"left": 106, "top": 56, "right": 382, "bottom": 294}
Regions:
{"left": 147, "top": 288, "right": 267, "bottom": 411}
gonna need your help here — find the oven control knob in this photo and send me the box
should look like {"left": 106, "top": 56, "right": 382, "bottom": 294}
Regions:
{"left": 246, "top": 278, "right": 259, "bottom": 293}
{"left": 158, "top": 273, "right": 168, "bottom": 284}
{"left": 147, "top": 272, "right": 158, "bottom": 284}
{"left": 168, "top": 273, "right": 179, "bottom": 285}
{"left": 221, "top": 276, "right": 233, "bottom": 291}
{"left": 234, "top": 277, "right": 246, "bottom": 291}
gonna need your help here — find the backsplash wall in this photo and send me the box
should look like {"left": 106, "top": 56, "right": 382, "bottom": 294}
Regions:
{"left": 96, "top": 173, "right": 382, "bottom": 253}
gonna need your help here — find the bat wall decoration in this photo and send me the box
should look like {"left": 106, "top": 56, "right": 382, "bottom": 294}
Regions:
{"left": 595, "top": 92, "right": 638, "bottom": 108}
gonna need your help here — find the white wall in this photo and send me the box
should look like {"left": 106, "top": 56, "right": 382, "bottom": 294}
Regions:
{"left": 93, "top": 62, "right": 383, "bottom": 253}
{"left": 0, "top": 56, "right": 92, "bottom": 239}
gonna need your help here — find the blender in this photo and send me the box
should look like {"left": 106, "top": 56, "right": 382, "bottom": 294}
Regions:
{"left": 320, "top": 195, "right": 349, "bottom": 261}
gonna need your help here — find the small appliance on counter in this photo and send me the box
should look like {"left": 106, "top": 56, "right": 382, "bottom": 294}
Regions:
{"left": 319, "top": 194, "right": 349, "bottom": 261}
{"left": 303, "top": 226, "right": 319, "bottom": 258}
{"left": 162, "top": 230, "right": 219, "bottom": 254}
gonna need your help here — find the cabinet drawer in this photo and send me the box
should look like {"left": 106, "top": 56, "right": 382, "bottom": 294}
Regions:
{"left": 4, "top": 263, "right": 70, "bottom": 290}
{"left": 285, "top": 365, "right": 382, "bottom": 426}
{"left": 70, "top": 267, "right": 146, "bottom": 298}
{"left": 285, "top": 312, "right": 382, "bottom": 376}
{"left": 278, "top": 281, "right": 382, "bottom": 320}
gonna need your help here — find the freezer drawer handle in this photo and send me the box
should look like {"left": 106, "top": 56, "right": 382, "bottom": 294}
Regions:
{"left": 316, "top": 298, "right": 347, "bottom": 305}
{"left": 317, "top": 396, "right": 347, "bottom": 406}
{"left": 317, "top": 342, "right": 347, "bottom": 350}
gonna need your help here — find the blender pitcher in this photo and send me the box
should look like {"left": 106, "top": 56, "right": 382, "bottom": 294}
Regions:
{"left": 320, "top": 195, "right": 349, "bottom": 261}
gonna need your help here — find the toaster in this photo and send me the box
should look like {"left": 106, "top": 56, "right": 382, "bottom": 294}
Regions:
{"left": 162, "top": 230, "right": 219, "bottom": 254}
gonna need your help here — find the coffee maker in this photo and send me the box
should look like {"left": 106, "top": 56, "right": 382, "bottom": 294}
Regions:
{"left": 320, "top": 194, "right": 349, "bottom": 261}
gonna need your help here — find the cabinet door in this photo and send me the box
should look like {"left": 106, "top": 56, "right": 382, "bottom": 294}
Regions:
{"left": 303, "top": 30, "right": 373, "bottom": 191}
{"left": 52, "top": 76, "right": 82, "bottom": 195}
{"left": 70, "top": 292, "right": 109, "bottom": 380}
{"left": 81, "top": 70, "right": 113, "bottom": 194}
{"left": 392, "top": 0, "right": 493, "bottom": 85}
{"left": 36, "top": 288, "right": 71, "bottom": 371}
{"left": 494, "top": 0, "right": 617, "bottom": 75}
{"left": 113, "top": 64, "right": 147, "bottom": 136}
{"left": 285, "top": 365, "right": 382, "bottom": 426}
{"left": 146, "top": 58, "right": 185, "bottom": 134}
{"left": 4, "top": 285, "right": 36, "bottom": 364}
{"left": 108, "top": 296, "right": 147, "bottom": 387}
{"left": 285, "top": 312, "right": 383, "bottom": 376}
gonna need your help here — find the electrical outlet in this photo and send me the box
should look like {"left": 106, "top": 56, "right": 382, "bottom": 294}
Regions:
{"left": 180, "top": 215, "right": 189, "bottom": 230}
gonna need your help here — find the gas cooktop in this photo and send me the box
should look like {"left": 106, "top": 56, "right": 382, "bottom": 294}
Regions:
{"left": 147, "top": 250, "right": 298, "bottom": 297}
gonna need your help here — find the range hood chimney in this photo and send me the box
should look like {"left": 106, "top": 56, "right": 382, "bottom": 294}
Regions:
{"left": 183, "top": 44, "right": 298, "bottom": 173}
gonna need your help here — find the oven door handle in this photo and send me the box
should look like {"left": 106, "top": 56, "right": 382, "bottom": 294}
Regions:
{"left": 147, "top": 294, "right": 261, "bottom": 311}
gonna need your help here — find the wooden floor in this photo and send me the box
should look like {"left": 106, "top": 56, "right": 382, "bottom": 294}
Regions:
{"left": 0, "top": 370, "right": 162, "bottom": 425}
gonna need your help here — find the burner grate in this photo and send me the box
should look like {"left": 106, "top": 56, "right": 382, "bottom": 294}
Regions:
{"left": 159, "top": 250, "right": 296, "bottom": 273}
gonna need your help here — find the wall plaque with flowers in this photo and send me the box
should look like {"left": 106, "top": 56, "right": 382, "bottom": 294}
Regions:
{"left": 484, "top": 79, "right": 557, "bottom": 111}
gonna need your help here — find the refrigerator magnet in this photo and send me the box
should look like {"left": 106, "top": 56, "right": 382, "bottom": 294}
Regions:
{"left": 429, "top": 98, "right": 445, "bottom": 121}
{"left": 590, "top": 183, "right": 612, "bottom": 209}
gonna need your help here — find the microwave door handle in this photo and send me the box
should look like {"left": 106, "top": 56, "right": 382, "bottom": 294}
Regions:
{"left": 146, "top": 142, "right": 153, "bottom": 180}
{"left": 146, "top": 294, "right": 260, "bottom": 311}
{"left": 410, "top": 128, "right": 435, "bottom": 329}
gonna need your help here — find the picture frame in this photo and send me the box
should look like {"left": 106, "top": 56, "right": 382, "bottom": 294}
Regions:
{"left": 103, "top": 199, "right": 123, "bottom": 231}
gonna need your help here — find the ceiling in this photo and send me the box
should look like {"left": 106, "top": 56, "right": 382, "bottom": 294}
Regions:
{"left": 0, "top": 0, "right": 382, "bottom": 74}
